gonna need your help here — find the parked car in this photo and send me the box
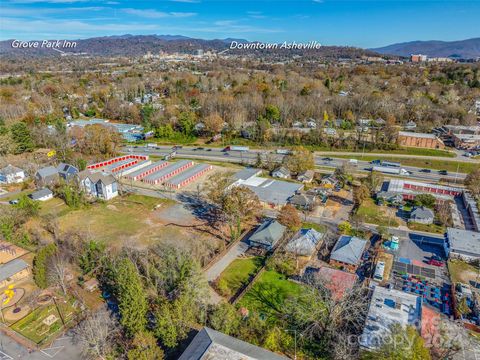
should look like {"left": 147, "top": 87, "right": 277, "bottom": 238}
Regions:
{"left": 9, "top": 199, "right": 19, "bottom": 205}
{"left": 438, "top": 170, "right": 448, "bottom": 175}
{"left": 427, "top": 256, "right": 444, "bottom": 267}
{"left": 420, "top": 168, "right": 431, "bottom": 173}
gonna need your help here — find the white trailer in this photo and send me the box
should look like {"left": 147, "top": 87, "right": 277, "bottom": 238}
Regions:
{"left": 372, "top": 166, "right": 410, "bottom": 176}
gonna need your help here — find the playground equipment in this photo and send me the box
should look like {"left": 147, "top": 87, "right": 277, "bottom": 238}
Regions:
{"left": 383, "top": 236, "right": 399, "bottom": 251}
{"left": 2, "top": 285, "right": 16, "bottom": 306}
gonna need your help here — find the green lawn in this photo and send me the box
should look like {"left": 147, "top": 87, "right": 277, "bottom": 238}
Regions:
{"left": 407, "top": 222, "right": 445, "bottom": 234}
{"left": 357, "top": 199, "right": 399, "bottom": 227}
{"left": 217, "top": 256, "right": 264, "bottom": 296}
{"left": 238, "top": 270, "right": 308, "bottom": 321}
{"left": 334, "top": 155, "right": 477, "bottom": 173}
{"left": 448, "top": 259, "right": 480, "bottom": 284}
{"left": 302, "top": 222, "right": 327, "bottom": 233}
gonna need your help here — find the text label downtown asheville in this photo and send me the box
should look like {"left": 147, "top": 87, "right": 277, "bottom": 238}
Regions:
{"left": 230, "top": 40, "right": 322, "bottom": 50}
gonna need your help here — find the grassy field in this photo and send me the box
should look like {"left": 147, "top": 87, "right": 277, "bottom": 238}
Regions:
{"left": 407, "top": 222, "right": 445, "bottom": 234}
{"left": 11, "top": 298, "right": 78, "bottom": 344}
{"left": 357, "top": 199, "right": 399, "bottom": 227}
{"left": 238, "top": 270, "right": 307, "bottom": 321}
{"left": 334, "top": 154, "right": 478, "bottom": 173}
{"left": 217, "top": 256, "right": 264, "bottom": 296}
{"left": 302, "top": 222, "right": 327, "bottom": 233}
{"left": 448, "top": 259, "right": 480, "bottom": 284}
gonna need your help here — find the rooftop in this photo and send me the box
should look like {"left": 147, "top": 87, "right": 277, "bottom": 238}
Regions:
{"left": 0, "top": 259, "right": 29, "bottom": 282}
{"left": 249, "top": 219, "right": 286, "bottom": 248}
{"left": 36, "top": 166, "right": 58, "bottom": 179}
{"left": 234, "top": 167, "right": 262, "bottom": 181}
{"left": 165, "top": 163, "right": 211, "bottom": 186}
{"left": 446, "top": 228, "right": 480, "bottom": 258}
{"left": 29, "top": 188, "right": 53, "bottom": 200}
{"left": 179, "top": 327, "right": 287, "bottom": 360}
{"left": 360, "top": 286, "right": 421, "bottom": 349}
{"left": 143, "top": 160, "right": 193, "bottom": 182}
{"left": 126, "top": 160, "right": 167, "bottom": 179}
{"left": 398, "top": 131, "right": 438, "bottom": 139}
{"left": 0, "top": 164, "right": 23, "bottom": 175}
{"left": 330, "top": 235, "right": 368, "bottom": 265}
{"left": 308, "top": 266, "right": 357, "bottom": 300}
{"left": 286, "top": 228, "right": 324, "bottom": 256}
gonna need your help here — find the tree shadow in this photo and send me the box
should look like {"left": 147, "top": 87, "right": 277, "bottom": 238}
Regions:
{"left": 176, "top": 192, "right": 220, "bottom": 228}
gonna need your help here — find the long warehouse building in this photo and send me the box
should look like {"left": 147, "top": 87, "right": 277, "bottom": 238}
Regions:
{"left": 164, "top": 164, "right": 213, "bottom": 189}
{"left": 143, "top": 160, "right": 194, "bottom": 185}
{"left": 125, "top": 160, "right": 168, "bottom": 181}
{"left": 87, "top": 154, "right": 148, "bottom": 170}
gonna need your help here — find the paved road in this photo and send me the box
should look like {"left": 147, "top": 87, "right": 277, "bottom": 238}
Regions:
{"left": 124, "top": 146, "right": 468, "bottom": 183}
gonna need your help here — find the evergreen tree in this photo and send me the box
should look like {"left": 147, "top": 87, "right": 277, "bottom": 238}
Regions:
{"left": 115, "top": 258, "right": 148, "bottom": 336}
{"left": 10, "top": 122, "right": 34, "bottom": 154}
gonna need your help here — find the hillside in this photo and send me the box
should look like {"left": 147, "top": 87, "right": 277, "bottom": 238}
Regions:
{"left": 0, "top": 34, "right": 382, "bottom": 59}
{"left": 372, "top": 37, "right": 480, "bottom": 59}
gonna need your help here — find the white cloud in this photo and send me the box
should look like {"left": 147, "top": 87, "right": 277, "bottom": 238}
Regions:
{"left": 169, "top": 0, "right": 201, "bottom": 3}
{"left": 122, "top": 8, "right": 196, "bottom": 19}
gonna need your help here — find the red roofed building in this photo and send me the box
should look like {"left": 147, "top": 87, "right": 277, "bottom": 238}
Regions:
{"left": 314, "top": 266, "right": 358, "bottom": 300}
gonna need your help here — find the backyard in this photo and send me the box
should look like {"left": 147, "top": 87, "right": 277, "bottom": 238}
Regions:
{"left": 216, "top": 256, "right": 264, "bottom": 298}
{"left": 448, "top": 259, "right": 480, "bottom": 285}
{"left": 237, "top": 270, "right": 308, "bottom": 321}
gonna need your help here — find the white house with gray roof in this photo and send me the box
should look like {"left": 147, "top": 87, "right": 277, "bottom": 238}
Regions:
{"left": 179, "top": 327, "right": 287, "bottom": 360}
{"left": 445, "top": 228, "right": 480, "bottom": 261}
{"left": 409, "top": 206, "right": 435, "bottom": 224}
{"left": 29, "top": 188, "right": 53, "bottom": 201}
{"left": 0, "top": 165, "right": 26, "bottom": 184}
{"left": 35, "top": 166, "right": 59, "bottom": 186}
{"left": 286, "top": 228, "right": 324, "bottom": 257}
{"left": 79, "top": 170, "right": 118, "bottom": 200}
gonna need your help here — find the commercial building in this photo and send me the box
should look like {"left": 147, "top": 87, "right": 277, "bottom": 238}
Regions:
{"left": 87, "top": 154, "right": 149, "bottom": 171}
{"left": 164, "top": 163, "right": 213, "bottom": 189}
{"left": 411, "top": 54, "right": 427, "bottom": 62}
{"left": 360, "top": 286, "right": 422, "bottom": 350}
{"left": 329, "top": 235, "right": 368, "bottom": 273}
{"left": 142, "top": 160, "right": 194, "bottom": 185}
{"left": 232, "top": 167, "right": 303, "bottom": 208}
{"left": 462, "top": 192, "right": 480, "bottom": 231}
{"left": 398, "top": 131, "right": 445, "bottom": 149}
{"left": 68, "top": 119, "right": 145, "bottom": 142}
{"left": 444, "top": 228, "right": 480, "bottom": 261}
{"left": 124, "top": 160, "right": 168, "bottom": 181}
{"left": 0, "top": 164, "right": 25, "bottom": 184}
{"left": 384, "top": 179, "right": 463, "bottom": 201}
{"left": 179, "top": 327, "right": 287, "bottom": 360}
{"left": 452, "top": 133, "right": 480, "bottom": 150}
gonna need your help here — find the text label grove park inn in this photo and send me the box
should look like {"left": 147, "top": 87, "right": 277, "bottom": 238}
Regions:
{"left": 11, "top": 40, "right": 77, "bottom": 49}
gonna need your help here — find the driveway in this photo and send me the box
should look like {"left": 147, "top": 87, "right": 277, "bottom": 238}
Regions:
{"left": 204, "top": 240, "right": 250, "bottom": 282}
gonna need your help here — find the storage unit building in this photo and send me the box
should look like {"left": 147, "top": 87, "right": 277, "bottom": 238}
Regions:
{"left": 142, "top": 160, "right": 194, "bottom": 185}
{"left": 164, "top": 164, "right": 213, "bottom": 189}
{"left": 125, "top": 160, "right": 168, "bottom": 181}
{"left": 87, "top": 154, "right": 148, "bottom": 170}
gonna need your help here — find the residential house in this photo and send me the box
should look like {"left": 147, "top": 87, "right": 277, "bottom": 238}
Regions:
{"left": 321, "top": 174, "right": 339, "bottom": 189}
{"left": 286, "top": 228, "right": 324, "bottom": 257}
{"left": 398, "top": 131, "right": 445, "bottom": 149}
{"left": 249, "top": 219, "right": 286, "bottom": 250}
{"left": 374, "top": 118, "right": 386, "bottom": 127}
{"left": 329, "top": 235, "right": 368, "bottom": 272}
{"left": 29, "top": 188, "right": 53, "bottom": 201}
{"left": 306, "top": 120, "right": 317, "bottom": 129}
{"left": 297, "top": 170, "right": 315, "bottom": 183}
{"left": 360, "top": 286, "right": 422, "bottom": 350}
{"left": 57, "top": 163, "right": 79, "bottom": 182}
{"left": 179, "top": 327, "right": 287, "bottom": 360}
{"left": 292, "top": 121, "right": 303, "bottom": 128}
{"left": 357, "top": 119, "right": 372, "bottom": 127}
{"left": 0, "top": 259, "right": 30, "bottom": 289}
{"left": 271, "top": 167, "right": 290, "bottom": 179}
{"left": 409, "top": 206, "right": 434, "bottom": 224}
{"left": 79, "top": 170, "right": 118, "bottom": 200}
{"left": 0, "top": 164, "right": 26, "bottom": 184}
{"left": 35, "top": 166, "right": 59, "bottom": 186}
{"left": 376, "top": 191, "right": 403, "bottom": 206}
{"left": 444, "top": 228, "right": 480, "bottom": 261}
{"left": 324, "top": 128, "right": 337, "bottom": 136}
{"left": 289, "top": 193, "right": 316, "bottom": 211}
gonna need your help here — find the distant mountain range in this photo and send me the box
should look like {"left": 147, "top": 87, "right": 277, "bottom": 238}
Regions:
{"left": 0, "top": 34, "right": 381, "bottom": 59}
{"left": 372, "top": 38, "right": 480, "bottom": 59}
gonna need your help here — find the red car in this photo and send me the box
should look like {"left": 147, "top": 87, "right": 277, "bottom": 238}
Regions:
{"left": 427, "top": 258, "right": 444, "bottom": 267}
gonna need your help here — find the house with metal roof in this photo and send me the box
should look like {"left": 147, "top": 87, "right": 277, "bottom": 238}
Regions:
{"left": 409, "top": 206, "right": 435, "bottom": 224}
{"left": 289, "top": 193, "right": 316, "bottom": 211}
{"left": 445, "top": 228, "right": 480, "bottom": 261}
{"left": 286, "top": 228, "right": 324, "bottom": 257}
{"left": 29, "top": 188, "right": 53, "bottom": 201}
{"left": 179, "top": 327, "right": 287, "bottom": 360}
{"left": 35, "top": 166, "right": 59, "bottom": 186}
{"left": 57, "top": 163, "right": 78, "bottom": 181}
{"left": 0, "top": 164, "right": 26, "bottom": 184}
{"left": 271, "top": 166, "right": 290, "bottom": 179}
{"left": 0, "top": 259, "right": 30, "bottom": 289}
{"left": 360, "top": 285, "right": 421, "bottom": 350}
{"left": 297, "top": 170, "right": 315, "bottom": 183}
{"left": 79, "top": 170, "right": 118, "bottom": 200}
{"left": 249, "top": 219, "right": 286, "bottom": 250}
{"left": 329, "top": 235, "right": 368, "bottom": 272}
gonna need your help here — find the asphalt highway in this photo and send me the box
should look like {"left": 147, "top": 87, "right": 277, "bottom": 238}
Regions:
{"left": 123, "top": 145, "right": 468, "bottom": 184}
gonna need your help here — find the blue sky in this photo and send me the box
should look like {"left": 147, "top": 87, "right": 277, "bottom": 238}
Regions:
{"left": 0, "top": 0, "right": 479, "bottom": 47}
